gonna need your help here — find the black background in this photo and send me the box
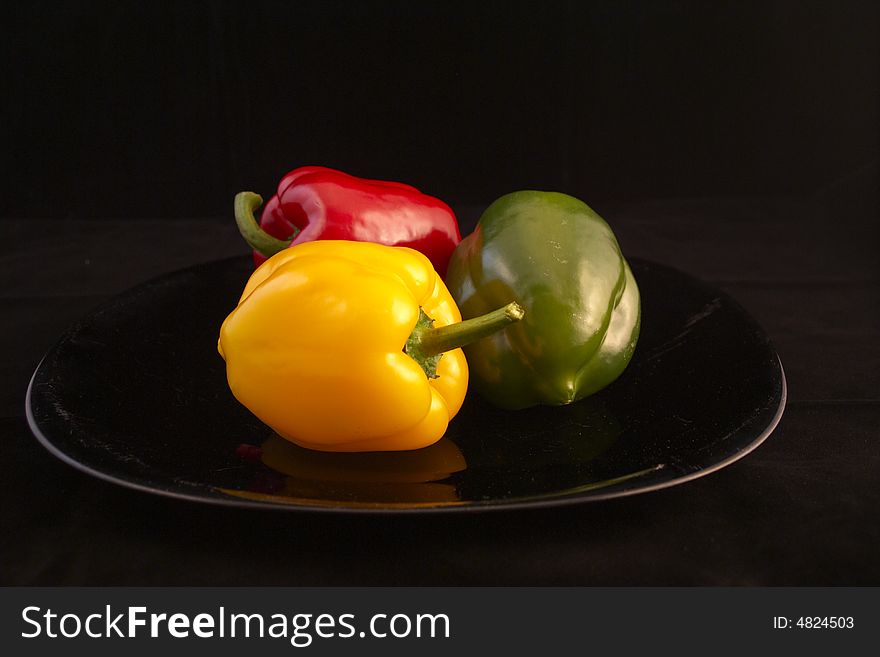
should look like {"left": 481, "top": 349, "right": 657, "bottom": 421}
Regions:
{"left": 2, "top": 0, "right": 878, "bottom": 585}
{"left": 4, "top": 0, "right": 877, "bottom": 218}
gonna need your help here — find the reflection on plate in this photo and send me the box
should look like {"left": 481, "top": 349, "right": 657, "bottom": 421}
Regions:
{"left": 222, "top": 434, "right": 468, "bottom": 508}
{"left": 27, "top": 257, "right": 785, "bottom": 513}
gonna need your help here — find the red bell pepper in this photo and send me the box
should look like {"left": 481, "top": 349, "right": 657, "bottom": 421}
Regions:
{"left": 234, "top": 166, "right": 461, "bottom": 276}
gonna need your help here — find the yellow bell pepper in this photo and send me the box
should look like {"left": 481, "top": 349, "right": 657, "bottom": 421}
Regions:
{"left": 218, "top": 240, "right": 522, "bottom": 452}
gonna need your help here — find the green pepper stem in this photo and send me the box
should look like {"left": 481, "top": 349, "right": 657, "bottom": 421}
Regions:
{"left": 417, "top": 302, "right": 524, "bottom": 357}
{"left": 234, "top": 191, "right": 295, "bottom": 258}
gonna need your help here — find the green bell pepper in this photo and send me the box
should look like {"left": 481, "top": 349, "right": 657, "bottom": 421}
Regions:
{"left": 445, "top": 190, "right": 640, "bottom": 410}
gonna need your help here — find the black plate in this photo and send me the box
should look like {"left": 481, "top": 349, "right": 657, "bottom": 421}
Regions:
{"left": 27, "top": 256, "right": 785, "bottom": 513}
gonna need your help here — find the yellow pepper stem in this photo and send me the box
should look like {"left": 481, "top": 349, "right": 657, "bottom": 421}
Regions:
{"left": 234, "top": 191, "right": 296, "bottom": 257}
{"left": 418, "top": 302, "right": 524, "bottom": 356}
{"left": 406, "top": 302, "right": 524, "bottom": 378}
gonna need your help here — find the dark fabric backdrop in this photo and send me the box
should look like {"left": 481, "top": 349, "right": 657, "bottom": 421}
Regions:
{"left": 3, "top": 0, "right": 877, "bottom": 219}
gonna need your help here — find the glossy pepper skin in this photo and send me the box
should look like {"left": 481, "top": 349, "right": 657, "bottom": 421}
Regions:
{"left": 218, "top": 240, "right": 522, "bottom": 452}
{"left": 236, "top": 166, "right": 461, "bottom": 277}
{"left": 445, "top": 191, "right": 641, "bottom": 410}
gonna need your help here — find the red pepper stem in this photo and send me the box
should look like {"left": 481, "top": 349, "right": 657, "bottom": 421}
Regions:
{"left": 234, "top": 191, "right": 293, "bottom": 258}
{"left": 417, "top": 302, "right": 524, "bottom": 357}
